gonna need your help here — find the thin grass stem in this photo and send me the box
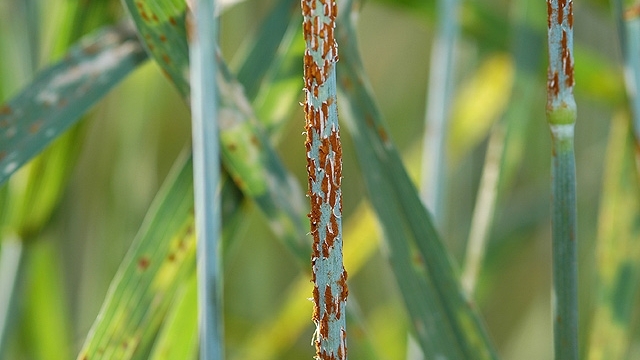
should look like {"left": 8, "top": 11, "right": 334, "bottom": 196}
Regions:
{"left": 301, "top": 0, "right": 348, "bottom": 358}
{"left": 461, "top": 124, "right": 505, "bottom": 296}
{"left": 187, "top": 1, "right": 224, "bottom": 359}
{"left": 546, "top": 0, "right": 578, "bottom": 357}
{"left": 420, "top": 0, "right": 458, "bottom": 225}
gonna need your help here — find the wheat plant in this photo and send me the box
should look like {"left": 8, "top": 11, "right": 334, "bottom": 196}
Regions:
{"left": 1, "top": 0, "right": 639, "bottom": 359}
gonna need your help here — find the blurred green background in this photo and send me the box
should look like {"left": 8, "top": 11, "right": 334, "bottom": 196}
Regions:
{"left": 0, "top": 0, "right": 638, "bottom": 358}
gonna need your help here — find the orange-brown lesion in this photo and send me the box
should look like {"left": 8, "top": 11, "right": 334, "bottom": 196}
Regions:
{"left": 624, "top": 4, "right": 640, "bottom": 20}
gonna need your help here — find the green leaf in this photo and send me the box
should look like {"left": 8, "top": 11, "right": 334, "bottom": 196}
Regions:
{"left": 123, "top": 0, "right": 311, "bottom": 263}
{"left": 148, "top": 273, "right": 198, "bottom": 360}
{"left": 0, "top": 24, "right": 148, "bottom": 186}
{"left": 78, "top": 153, "right": 197, "bottom": 360}
{"left": 336, "top": 2, "right": 498, "bottom": 358}
{"left": 588, "top": 114, "right": 640, "bottom": 359}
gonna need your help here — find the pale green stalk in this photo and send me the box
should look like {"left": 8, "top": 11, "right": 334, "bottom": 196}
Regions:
{"left": 414, "top": 0, "right": 458, "bottom": 356}
{"left": 420, "top": 0, "right": 458, "bottom": 226}
{"left": 460, "top": 124, "right": 505, "bottom": 296}
{"left": 301, "top": 0, "right": 347, "bottom": 358}
{"left": 546, "top": 0, "right": 578, "bottom": 358}
{"left": 461, "top": 0, "right": 544, "bottom": 298}
{"left": 187, "top": 0, "right": 224, "bottom": 358}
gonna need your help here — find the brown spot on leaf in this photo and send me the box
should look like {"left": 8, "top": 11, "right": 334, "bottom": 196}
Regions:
{"left": 378, "top": 127, "right": 388, "bottom": 142}
{"left": 29, "top": 121, "right": 42, "bottom": 134}
{"left": 83, "top": 43, "right": 100, "bottom": 55}
{"left": 625, "top": 4, "right": 640, "bottom": 19}
{"left": 138, "top": 256, "right": 150, "bottom": 271}
{"left": 0, "top": 105, "right": 11, "bottom": 115}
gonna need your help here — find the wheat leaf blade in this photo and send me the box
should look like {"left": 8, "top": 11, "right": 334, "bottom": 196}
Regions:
{"left": 123, "top": 0, "right": 311, "bottom": 263}
{"left": 336, "top": 2, "right": 497, "bottom": 358}
{"left": 588, "top": 114, "right": 640, "bottom": 360}
{"left": 78, "top": 154, "right": 197, "bottom": 360}
{"left": 0, "top": 24, "right": 147, "bottom": 185}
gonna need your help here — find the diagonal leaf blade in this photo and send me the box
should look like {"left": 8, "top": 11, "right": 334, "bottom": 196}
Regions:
{"left": 336, "top": 1, "right": 498, "bottom": 358}
{"left": 122, "top": 0, "right": 311, "bottom": 263}
{"left": 78, "top": 153, "right": 197, "bottom": 360}
{"left": 0, "top": 24, "right": 147, "bottom": 185}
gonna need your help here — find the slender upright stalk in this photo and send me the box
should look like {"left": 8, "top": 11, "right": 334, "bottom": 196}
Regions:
{"left": 301, "top": 0, "right": 348, "bottom": 358}
{"left": 420, "top": 0, "right": 458, "bottom": 224}
{"left": 546, "top": 0, "right": 578, "bottom": 358}
{"left": 188, "top": 1, "right": 224, "bottom": 359}
{"left": 461, "top": 124, "right": 505, "bottom": 296}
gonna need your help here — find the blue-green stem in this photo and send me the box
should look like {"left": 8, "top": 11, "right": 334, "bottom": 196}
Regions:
{"left": 302, "top": 0, "right": 348, "bottom": 358}
{"left": 547, "top": 0, "right": 578, "bottom": 358}
{"left": 187, "top": 1, "right": 224, "bottom": 359}
{"left": 550, "top": 125, "right": 578, "bottom": 359}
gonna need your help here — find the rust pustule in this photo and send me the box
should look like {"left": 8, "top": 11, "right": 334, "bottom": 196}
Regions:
{"left": 624, "top": 4, "right": 640, "bottom": 20}
{"left": 0, "top": 105, "right": 11, "bottom": 115}
{"left": 338, "top": 270, "right": 348, "bottom": 300}
{"left": 137, "top": 256, "right": 150, "bottom": 271}
{"left": 378, "top": 126, "right": 388, "bottom": 143}
{"left": 558, "top": 0, "right": 565, "bottom": 25}
{"left": 568, "top": 0, "right": 574, "bottom": 27}
{"left": 561, "top": 31, "right": 574, "bottom": 87}
{"left": 83, "top": 43, "right": 101, "bottom": 55}
{"left": 29, "top": 120, "right": 42, "bottom": 134}
{"left": 325, "top": 285, "right": 335, "bottom": 314}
